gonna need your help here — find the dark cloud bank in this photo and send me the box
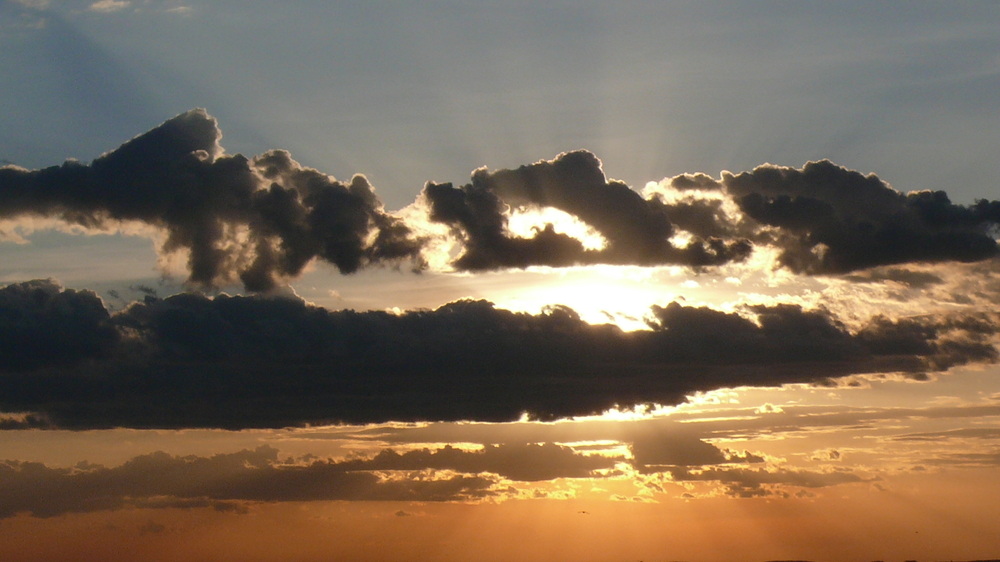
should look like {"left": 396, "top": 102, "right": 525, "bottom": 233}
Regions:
{"left": 2, "top": 109, "right": 999, "bottom": 288}
{"left": 0, "top": 279, "right": 996, "bottom": 429}
{"left": 2, "top": 110, "right": 1000, "bottom": 428}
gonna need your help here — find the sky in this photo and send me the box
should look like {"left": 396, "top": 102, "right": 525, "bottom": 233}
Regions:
{"left": 2, "top": 1, "right": 1000, "bottom": 560}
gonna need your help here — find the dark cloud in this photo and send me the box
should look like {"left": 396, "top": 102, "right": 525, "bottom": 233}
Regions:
{"left": 630, "top": 435, "right": 727, "bottom": 469}
{"left": 0, "top": 445, "right": 499, "bottom": 520}
{"left": 4, "top": 111, "right": 998, "bottom": 284}
{"left": 422, "top": 150, "right": 753, "bottom": 270}
{"left": 0, "top": 281, "right": 995, "bottom": 429}
{"left": 724, "top": 160, "right": 1000, "bottom": 274}
{"left": 337, "top": 442, "right": 619, "bottom": 482}
{"left": 665, "top": 466, "right": 866, "bottom": 497}
{"left": 0, "top": 279, "right": 117, "bottom": 370}
{"left": 0, "top": 110, "right": 424, "bottom": 291}
{"left": 841, "top": 267, "right": 944, "bottom": 288}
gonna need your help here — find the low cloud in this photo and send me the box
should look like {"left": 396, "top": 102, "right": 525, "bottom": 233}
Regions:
{"left": 0, "top": 280, "right": 995, "bottom": 429}
{"left": 0, "top": 445, "right": 501, "bottom": 520}
{"left": 665, "top": 466, "right": 866, "bottom": 498}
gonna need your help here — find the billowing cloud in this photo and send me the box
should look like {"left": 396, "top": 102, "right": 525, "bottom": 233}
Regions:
{"left": 0, "top": 279, "right": 117, "bottom": 370}
{"left": 0, "top": 280, "right": 995, "bottom": 429}
{"left": 724, "top": 160, "right": 1000, "bottom": 274}
{"left": 422, "top": 150, "right": 752, "bottom": 270}
{"left": 3, "top": 111, "right": 999, "bottom": 288}
{"left": 0, "top": 110, "right": 424, "bottom": 291}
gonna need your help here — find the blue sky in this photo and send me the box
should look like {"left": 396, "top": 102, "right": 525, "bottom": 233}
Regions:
{"left": 4, "top": 0, "right": 999, "bottom": 211}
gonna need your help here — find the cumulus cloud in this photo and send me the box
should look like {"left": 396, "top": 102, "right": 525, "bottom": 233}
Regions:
{"left": 724, "top": 160, "right": 1000, "bottom": 274}
{"left": 0, "top": 280, "right": 995, "bottom": 429}
{"left": 0, "top": 110, "right": 424, "bottom": 291}
{"left": 3, "top": 110, "right": 998, "bottom": 287}
{"left": 0, "top": 279, "right": 117, "bottom": 370}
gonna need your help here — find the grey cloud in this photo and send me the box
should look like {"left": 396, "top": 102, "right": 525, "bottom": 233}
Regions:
{"left": 921, "top": 451, "right": 1000, "bottom": 468}
{"left": 892, "top": 428, "right": 1000, "bottom": 442}
{"left": 673, "top": 403, "right": 1000, "bottom": 443}
{"left": 0, "top": 110, "right": 424, "bottom": 291}
{"left": 664, "top": 172, "right": 722, "bottom": 191}
{"left": 4, "top": 111, "right": 999, "bottom": 283}
{"left": 422, "top": 150, "right": 752, "bottom": 270}
{"left": 1, "top": 280, "right": 995, "bottom": 429}
{"left": 337, "top": 442, "right": 619, "bottom": 482}
{"left": 629, "top": 435, "right": 727, "bottom": 469}
{"left": 0, "top": 445, "right": 499, "bottom": 520}
{"left": 842, "top": 266, "right": 944, "bottom": 288}
{"left": 724, "top": 160, "right": 1000, "bottom": 274}
{"left": 0, "top": 279, "right": 117, "bottom": 371}
{"left": 666, "top": 466, "right": 866, "bottom": 497}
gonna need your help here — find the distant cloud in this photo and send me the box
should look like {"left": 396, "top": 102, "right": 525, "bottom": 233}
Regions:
{"left": 0, "top": 446, "right": 500, "bottom": 520}
{"left": 664, "top": 466, "right": 866, "bottom": 498}
{"left": 88, "top": 0, "right": 130, "bottom": 12}
{"left": 10, "top": 0, "right": 50, "bottom": 8}
{"left": 0, "top": 437, "right": 866, "bottom": 519}
{"left": 0, "top": 280, "right": 995, "bottom": 429}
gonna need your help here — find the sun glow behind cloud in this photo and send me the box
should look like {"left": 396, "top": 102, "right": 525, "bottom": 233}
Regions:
{"left": 3, "top": 3, "right": 1000, "bottom": 560}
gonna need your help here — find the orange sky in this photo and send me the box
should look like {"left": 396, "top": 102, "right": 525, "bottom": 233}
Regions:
{"left": 2, "top": 366, "right": 998, "bottom": 561}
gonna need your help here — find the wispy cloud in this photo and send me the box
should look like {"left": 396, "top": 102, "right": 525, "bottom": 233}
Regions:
{"left": 88, "top": 0, "right": 130, "bottom": 13}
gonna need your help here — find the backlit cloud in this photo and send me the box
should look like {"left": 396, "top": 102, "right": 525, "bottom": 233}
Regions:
{"left": 0, "top": 280, "right": 996, "bottom": 429}
{"left": 2, "top": 110, "right": 998, "bottom": 291}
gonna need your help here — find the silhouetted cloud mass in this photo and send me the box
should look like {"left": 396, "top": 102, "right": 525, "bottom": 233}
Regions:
{"left": 2, "top": 110, "right": 999, "bottom": 286}
{"left": 2, "top": 110, "right": 1000, "bottom": 427}
{"left": 0, "top": 279, "right": 117, "bottom": 370}
{"left": 0, "top": 281, "right": 995, "bottom": 429}
{"left": 423, "top": 150, "right": 753, "bottom": 270}
{"left": 724, "top": 160, "right": 1000, "bottom": 273}
{"left": 0, "top": 110, "right": 424, "bottom": 291}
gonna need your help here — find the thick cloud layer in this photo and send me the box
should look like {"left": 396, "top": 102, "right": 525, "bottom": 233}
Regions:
{"left": 0, "top": 280, "right": 117, "bottom": 370}
{"left": 3, "top": 110, "right": 997, "bottom": 288}
{"left": 0, "top": 281, "right": 995, "bottom": 429}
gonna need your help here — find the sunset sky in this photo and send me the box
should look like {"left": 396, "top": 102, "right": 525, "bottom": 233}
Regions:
{"left": 2, "top": 1, "right": 1000, "bottom": 561}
